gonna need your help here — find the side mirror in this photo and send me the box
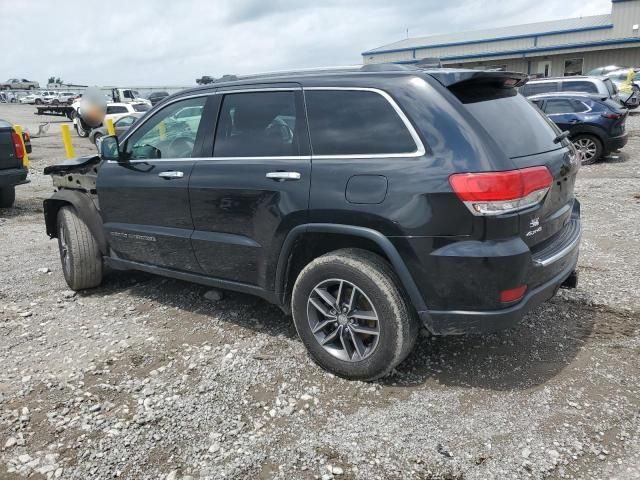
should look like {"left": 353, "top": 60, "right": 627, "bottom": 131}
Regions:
{"left": 100, "top": 135, "right": 121, "bottom": 161}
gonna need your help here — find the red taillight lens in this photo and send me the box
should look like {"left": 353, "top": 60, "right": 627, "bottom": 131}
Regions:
{"left": 23, "top": 131, "right": 30, "bottom": 141}
{"left": 500, "top": 285, "right": 527, "bottom": 303}
{"left": 601, "top": 112, "right": 622, "bottom": 120}
{"left": 11, "top": 130, "right": 24, "bottom": 160}
{"left": 449, "top": 166, "right": 553, "bottom": 216}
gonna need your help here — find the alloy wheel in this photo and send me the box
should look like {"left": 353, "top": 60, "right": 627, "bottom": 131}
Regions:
{"left": 307, "top": 279, "right": 380, "bottom": 362}
{"left": 573, "top": 138, "right": 597, "bottom": 163}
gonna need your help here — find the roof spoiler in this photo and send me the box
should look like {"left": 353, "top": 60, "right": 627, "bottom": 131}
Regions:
{"left": 427, "top": 70, "right": 529, "bottom": 89}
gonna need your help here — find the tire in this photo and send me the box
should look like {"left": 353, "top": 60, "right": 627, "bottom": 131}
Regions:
{"left": 56, "top": 206, "right": 103, "bottom": 290}
{"left": 572, "top": 134, "right": 603, "bottom": 165}
{"left": 75, "top": 121, "right": 89, "bottom": 138}
{"left": 35, "top": 99, "right": 42, "bottom": 105}
{"left": 0, "top": 186, "right": 16, "bottom": 208}
{"left": 29, "top": 85, "right": 35, "bottom": 90}
{"left": 291, "top": 248, "right": 419, "bottom": 381}
{"left": 53, "top": 99, "right": 60, "bottom": 105}
{"left": 92, "top": 132, "right": 102, "bottom": 146}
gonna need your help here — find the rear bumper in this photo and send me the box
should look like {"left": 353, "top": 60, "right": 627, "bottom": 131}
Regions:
{"left": 423, "top": 252, "right": 578, "bottom": 335}
{"left": 0, "top": 167, "right": 29, "bottom": 188}
{"left": 604, "top": 133, "right": 628, "bottom": 152}
{"left": 416, "top": 206, "right": 581, "bottom": 336}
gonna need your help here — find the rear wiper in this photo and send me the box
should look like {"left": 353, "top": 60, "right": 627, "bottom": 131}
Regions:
{"left": 553, "top": 131, "right": 570, "bottom": 144}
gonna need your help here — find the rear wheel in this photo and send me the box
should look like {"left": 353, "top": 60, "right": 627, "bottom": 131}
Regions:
{"left": 292, "top": 249, "right": 419, "bottom": 381}
{"left": 35, "top": 99, "right": 42, "bottom": 105}
{"left": 0, "top": 186, "right": 16, "bottom": 208}
{"left": 56, "top": 206, "right": 103, "bottom": 290}
{"left": 572, "top": 134, "right": 602, "bottom": 165}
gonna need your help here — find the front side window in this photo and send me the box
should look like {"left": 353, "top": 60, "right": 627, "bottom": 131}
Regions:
{"left": 214, "top": 91, "right": 300, "bottom": 157}
{"left": 304, "top": 89, "right": 417, "bottom": 156}
{"left": 124, "top": 96, "right": 207, "bottom": 160}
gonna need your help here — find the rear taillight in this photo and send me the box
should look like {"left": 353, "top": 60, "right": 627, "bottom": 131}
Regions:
{"left": 449, "top": 166, "right": 553, "bottom": 216}
{"left": 601, "top": 112, "right": 622, "bottom": 120}
{"left": 11, "top": 130, "right": 24, "bottom": 160}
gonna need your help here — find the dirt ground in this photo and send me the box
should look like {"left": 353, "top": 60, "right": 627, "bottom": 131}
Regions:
{"left": 0, "top": 103, "right": 639, "bottom": 480}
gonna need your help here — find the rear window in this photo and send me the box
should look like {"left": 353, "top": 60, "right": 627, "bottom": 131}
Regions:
{"left": 304, "top": 90, "right": 417, "bottom": 156}
{"left": 451, "top": 85, "right": 560, "bottom": 159}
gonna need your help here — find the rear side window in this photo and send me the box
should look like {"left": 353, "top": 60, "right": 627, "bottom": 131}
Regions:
{"left": 520, "top": 82, "right": 559, "bottom": 96}
{"left": 561, "top": 81, "right": 598, "bottom": 93}
{"left": 214, "top": 91, "right": 300, "bottom": 157}
{"left": 544, "top": 99, "right": 573, "bottom": 114}
{"left": 133, "top": 104, "right": 150, "bottom": 112}
{"left": 304, "top": 90, "right": 417, "bottom": 156}
{"left": 107, "top": 106, "right": 128, "bottom": 114}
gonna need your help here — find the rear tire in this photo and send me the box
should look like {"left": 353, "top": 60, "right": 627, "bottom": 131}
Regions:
{"left": 56, "top": 206, "right": 103, "bottom": 290}
{"left": 291, "top": 249, "right": 419, "bottom": 381}
{"left": 572, "top": 134, "right": 603, "bottom": 165}
{"left": 75, "top": 121, "right": 89, "bottom": 138}
{"left": 0, "top": 186, "right": 16, "bottom": 207}
{"left": 35, "top": 99, "right": 42, "bottom": 105}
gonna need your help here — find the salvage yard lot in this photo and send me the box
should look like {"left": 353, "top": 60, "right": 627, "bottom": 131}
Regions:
{"left": 0, "top": 103, "right": 639, "bottom": 479}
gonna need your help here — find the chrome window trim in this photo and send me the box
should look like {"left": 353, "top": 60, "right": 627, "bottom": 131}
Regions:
{"left": 107, "top": 156, "right": 312, "bottom": 164}
{"left": 303, "top": 86, "right": 426, "bottom": 159}
{"left": 109, "top": 86, "right": 426, "bottom": 163}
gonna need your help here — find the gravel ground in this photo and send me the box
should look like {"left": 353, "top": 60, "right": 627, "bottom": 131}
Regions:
{"left": 0, "top": 104, "right": 639, "bottom": 480}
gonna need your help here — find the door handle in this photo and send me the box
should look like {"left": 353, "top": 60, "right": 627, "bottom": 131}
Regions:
{"left": 158, "top": 171, "right": 184, "bottom": 179}
{"left": 265, "top": 171, "right": 301, "bottom": 181}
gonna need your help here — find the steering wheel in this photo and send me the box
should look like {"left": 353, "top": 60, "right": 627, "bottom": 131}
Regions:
{"left": 168, "top": 136, "right": 195, "bottom": 158}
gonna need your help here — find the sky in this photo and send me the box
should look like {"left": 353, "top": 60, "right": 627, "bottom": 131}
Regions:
{"left": 1, "top": 0, "right": 611, "bottom": 87}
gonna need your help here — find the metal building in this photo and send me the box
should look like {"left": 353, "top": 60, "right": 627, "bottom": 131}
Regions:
{"left": 362, "top": 0, "right": 640, "bottom": 76}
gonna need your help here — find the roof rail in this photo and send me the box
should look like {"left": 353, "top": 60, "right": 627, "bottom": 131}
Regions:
{"left": 213, "top": 63, "right": 421, "bottom": 82}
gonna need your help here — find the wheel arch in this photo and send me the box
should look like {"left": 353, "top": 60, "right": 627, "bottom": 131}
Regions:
{"left": 275, "top": 224, "right": 428, "bottom": 316}
{"left": 569, "top": 125, "right": 607, "bottom": 145}
{"left": 43, "top": 190, "right": 108, "bottom": 254}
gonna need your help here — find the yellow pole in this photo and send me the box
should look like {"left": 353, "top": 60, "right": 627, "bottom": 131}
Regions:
{"left": 61, "top": 124, "right": 75, "bottom": 160}
{"left": 106, "top": 118, "right": 115, "bottom": 135}
{"left": 13, "top": 125, "right": 29, "bottom": 169}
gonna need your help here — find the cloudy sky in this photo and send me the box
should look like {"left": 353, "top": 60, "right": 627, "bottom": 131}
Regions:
{"left": 1, "top": 0, "right": 611, "bottom": 87}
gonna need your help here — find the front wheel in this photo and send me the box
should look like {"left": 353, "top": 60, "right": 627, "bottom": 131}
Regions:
{"left": 35, "top": 99, "right": 42, "bottom": 105}
{"left": 292, "top": 249, "right": 419, "bottom": 381}
{"left": 0, "top": 186, "right": 16, "bottom": 208}
{"left": 56, "top": 206, "right": 103, "bottom": 290}
{"left": 572, "top": 134, "right": 603, "bottom": 165}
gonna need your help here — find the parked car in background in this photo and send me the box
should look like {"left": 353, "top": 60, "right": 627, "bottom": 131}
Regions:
{"left": 521, "top": 75, "right": 638, "bottom": 109}
{"left": 147, "top": 91, "right": 169, "bottom": 106}
{"left": 0, "top": 79, "right": 40, "bottom": 90}
{"left": 0, "top": 119, "right": 29, "bottom": 207}
{"left": 43, "top": 66, "right": 581, "bottom": 380}
{"left": 73, "top": 102, "right": 150, "bottom": 137}
{"left": 89, "top": 113, "right": 143, "bottom": 146}
{"left": 46, "top": 92, "right": 78, "bottom": 105}
{"left": 587, "top": 65, "right": 629, "bottom": 76}
{"left": 19, "top": 91, "right": 57, "bottom": 105}
{"left": 529, "top": 92, "right": 628, "bottom": 164}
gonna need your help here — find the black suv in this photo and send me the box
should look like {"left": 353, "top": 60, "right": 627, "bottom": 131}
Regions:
{"left": 43, "top": 65, "right": 581, "bottom": 380}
